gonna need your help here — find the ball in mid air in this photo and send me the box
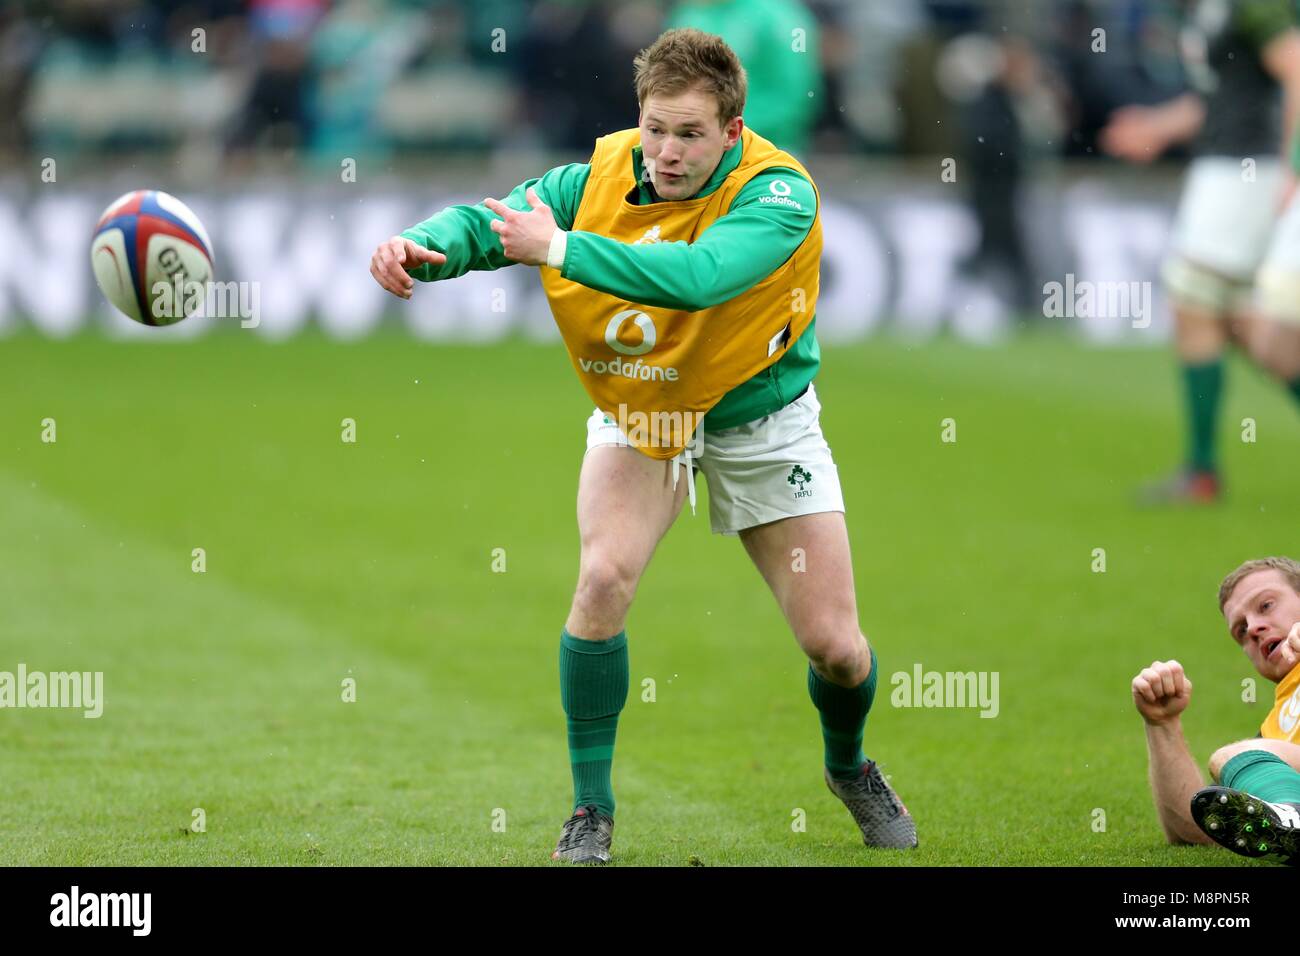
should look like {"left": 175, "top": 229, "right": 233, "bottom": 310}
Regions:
{"left": 91, "top": 189, "right": 214, "bottom": 326}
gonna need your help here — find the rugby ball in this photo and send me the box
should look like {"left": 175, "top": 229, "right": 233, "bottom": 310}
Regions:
{"left": 91, "top": 190, "right": 214, "bottom": 325}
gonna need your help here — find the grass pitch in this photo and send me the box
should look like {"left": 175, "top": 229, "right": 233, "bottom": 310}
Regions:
{"left": 1, "top": 327, "right": 1297, "bottom": 865}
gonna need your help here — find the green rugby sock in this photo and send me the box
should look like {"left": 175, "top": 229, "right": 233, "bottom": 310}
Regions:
{"left": 1182, "top": 359, "right": 1223, "bottom": 473}
{"left": 808, "top": 645, "right": 878, "bottom": 780}
{"left": 559, "top": 628, "right": 628, "bottom": 817}
{"left": 1220, "top": 750, "right": 1300, "bottom": 805}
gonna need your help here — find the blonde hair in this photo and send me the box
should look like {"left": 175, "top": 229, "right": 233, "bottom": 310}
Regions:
{"left": 633, "top": 28, "right": 747, "bottom": 127}
{"left": 1218, "top": 556, "right": 1300, "bottom": 611}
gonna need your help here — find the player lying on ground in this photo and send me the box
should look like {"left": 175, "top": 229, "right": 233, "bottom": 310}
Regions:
{"left": 368, "top": 28, "right": 915, "bottom": 864}
{"left": 1133, "top": 556, "right": 1300, "bottom": 863}
{"left": 1101, "top": 0, "right": 1300, "bottom": 504}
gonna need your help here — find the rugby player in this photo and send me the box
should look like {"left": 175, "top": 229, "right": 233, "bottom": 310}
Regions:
{"left": 1100, "top": 0, "right": 1300, "bottom": 503}
{"left": 368, "top": 28, "right": 916, "bottom": 864}
{"left": 1132, "top": 557, "right": 1300, "bottom": 863}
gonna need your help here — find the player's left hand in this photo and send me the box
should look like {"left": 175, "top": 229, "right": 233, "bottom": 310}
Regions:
{"left": 484, "top": 188, "right": 556, "bottom": 266}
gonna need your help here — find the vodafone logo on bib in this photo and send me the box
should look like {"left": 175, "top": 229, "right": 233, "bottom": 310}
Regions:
{"left": 605, "top": 310, "right": 656, "bottom": 355}
{"left": 1280, "top": 685, "right": 1300, "bottom": 736}
{"left": 578, "top": 309, "right": 680, "bottom": 381}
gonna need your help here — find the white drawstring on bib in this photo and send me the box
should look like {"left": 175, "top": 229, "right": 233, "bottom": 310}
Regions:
{"left": 671, "top": 444, "right": 697, "bottom": 516}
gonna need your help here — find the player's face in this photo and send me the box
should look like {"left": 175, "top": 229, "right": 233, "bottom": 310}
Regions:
{"left": 639, "top": 89, "right": 743, "bottom": 201}
{"left": 1223, "top": 570, "right": 1300, "bottom": 682}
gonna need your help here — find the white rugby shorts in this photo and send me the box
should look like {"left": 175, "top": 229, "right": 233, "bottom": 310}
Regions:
{"left": 1162, "top": 156, "right": 1286, "bottom": 313}
{"left": 583, "top": 382, "right": 846, "bottom": 535}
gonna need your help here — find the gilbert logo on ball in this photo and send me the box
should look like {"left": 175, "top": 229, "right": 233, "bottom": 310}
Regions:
{"left": 91, "top": 190, "right": 214, "bottom": 326}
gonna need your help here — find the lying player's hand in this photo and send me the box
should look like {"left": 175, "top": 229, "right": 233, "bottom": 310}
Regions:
{"left": 1276, "top": 622, "right": 1300, "bottom": 673}
{"left": 370, "top": 236, "right": 446, "bottom": 300}
{"left": 1132, "top": 659, "right": 1192, "bottom": 726}
{"left": 484, "top": 188, "right": 556, "bottom": 266}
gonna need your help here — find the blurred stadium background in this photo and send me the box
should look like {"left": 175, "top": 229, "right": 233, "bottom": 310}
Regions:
{"left": 3, "top": 0, "right": 1200, "bottom": 341}
{"left": 3, "top": 0, "right": 1299, "bottom": 866}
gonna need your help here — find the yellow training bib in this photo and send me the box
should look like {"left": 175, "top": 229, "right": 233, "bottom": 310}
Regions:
{"left": 1261, "top": 663, "right": 1300, "bottom": 741}
{"left": 540, "top": 126, "right": 822, "bottom": 460}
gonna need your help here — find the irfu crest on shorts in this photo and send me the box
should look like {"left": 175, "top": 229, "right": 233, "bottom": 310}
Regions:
{"left": 787, "top": 465, "right": 812, "bottom": 490}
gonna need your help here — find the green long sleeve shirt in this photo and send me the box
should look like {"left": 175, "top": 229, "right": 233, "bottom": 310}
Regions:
{"left": 400, "top": 134, "right": 821, "bottom": 429}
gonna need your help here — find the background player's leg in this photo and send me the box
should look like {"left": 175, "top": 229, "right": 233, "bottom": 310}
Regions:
{"left": 1137, "top": 298, "right": 1229, "bottom": 504}
{"left": 558, "top": 445, "right": 688, "bottom": 822}
{"left": 738, "top": 512, "right": 875, "bottom": 778}
{"left": 1246, "top": 317, "right": 1300, "bottom": 403}
{"left": 1173, "top": 302, "right": 1228, "bottom": 480}
{"left": 1147, "top": 148, "right": 1275, "bottom": 504}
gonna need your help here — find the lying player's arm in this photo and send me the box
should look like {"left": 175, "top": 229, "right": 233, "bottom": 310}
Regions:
{"left": 369, "top": 163, "right": 589, "bottom": 298}
{"left": 1131, "top": 660, "right": 1216, "bottom": 846}
{"left": 1143, "top": 721, "right": 1216, "bottom": 846}
{"left": 557, "top": 170, "right": 817, "bottom": 313}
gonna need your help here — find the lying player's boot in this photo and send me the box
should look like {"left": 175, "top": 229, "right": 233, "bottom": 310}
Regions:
{"left": 551, "top": 805, "right": 614, "bottom": 865}
{"left": 824, "top": 760, "right": 917, "bottom": 849}
{"left": 1136, "top": 468, "right": 1220, "bottom": 506}
{"left": 1190, "top": 786, "right": 1300, "bottom": 865}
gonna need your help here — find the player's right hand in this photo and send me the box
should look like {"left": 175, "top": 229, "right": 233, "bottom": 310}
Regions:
{"left": 1132, "top": 660, "right": 1192, "bottom": 725}
{"left": 370, "top": 236, "right": 446, "bottom": 300}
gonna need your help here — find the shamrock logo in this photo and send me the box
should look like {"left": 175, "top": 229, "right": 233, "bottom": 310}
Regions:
{"left": 787, "top": 465, "right": 812, "bottom": 490}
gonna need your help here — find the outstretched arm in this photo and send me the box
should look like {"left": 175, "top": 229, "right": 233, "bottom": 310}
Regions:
{"left": 384, "top": 162, "right": 589, "bottom": 290}
{"left": 484, "top": 168, "right": 818, "bottom": 312}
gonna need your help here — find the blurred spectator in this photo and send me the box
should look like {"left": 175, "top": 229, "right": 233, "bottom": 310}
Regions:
{"left": 0, "top": 0, "right": 1228, "bottom": 170}
{"left": 1053, "top": 0, "right": 1186, "bottom": 157}
{"left": 810, "top": 0, "right": 925, "bottom": 152}
{"left": 304, "top": 0, "right": 434, "bottom": 166}
{"left": 225, "top": 0, "right": 326, "bottom": 157}
{"left": 513, "top": 0, "right": 662, "bottom": 152}
{"left": 666, "top": 0, "right": 823, "bottom": 155}
{"left": 928, "top": 1, "right": 1070, "bottom": 314}
{"left": 0, "top": 5, "right": 47, "bottom": 159}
